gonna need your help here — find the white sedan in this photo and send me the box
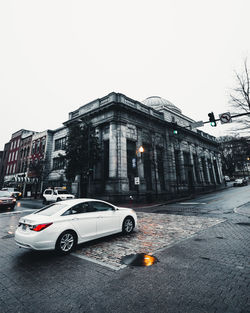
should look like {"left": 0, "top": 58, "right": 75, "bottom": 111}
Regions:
{"left": 15, "top": 199, "right": 137, "bottom": 254}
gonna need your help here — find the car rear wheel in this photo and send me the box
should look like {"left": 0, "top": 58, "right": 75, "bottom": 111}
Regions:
{"left": 56, "top": 231, "right": 77, "bottom": 255}
{"left": 56, "top": 198, "right": 62, "bottom": 202}
{"left": 122, "top": 217, "right": 134, "bottom": 235}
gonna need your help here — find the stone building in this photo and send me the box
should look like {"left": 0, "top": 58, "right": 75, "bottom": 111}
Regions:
{"left": 64, "top": 92, "right": 223, "bottom": 202}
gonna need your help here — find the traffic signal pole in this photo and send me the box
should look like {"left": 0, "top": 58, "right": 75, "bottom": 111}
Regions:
{"left": 204, "top": 111, "right": 250, "bottom": 125}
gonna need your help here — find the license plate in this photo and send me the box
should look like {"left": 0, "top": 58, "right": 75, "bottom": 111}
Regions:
{"left": 22, "top": 224, "right": 27, "bottom": 230}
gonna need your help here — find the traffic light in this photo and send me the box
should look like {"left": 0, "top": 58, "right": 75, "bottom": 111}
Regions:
{"left": 173, "top": 130, "right": 178, "bottom": 135}
{"left": 208, "top": 112, "right": 216, "bottom": 127}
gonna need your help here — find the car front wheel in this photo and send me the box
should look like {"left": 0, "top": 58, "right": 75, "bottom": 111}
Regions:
{"left": 122, "top": 217, "right": 134, "bottom": 235}
{"left": 55, "top": 231, "right": 77, "bottom": 255}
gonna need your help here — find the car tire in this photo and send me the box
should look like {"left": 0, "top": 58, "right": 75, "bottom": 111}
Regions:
{"left": 55, "top": 230, "right": 77, "bottom": 255}
{"left": 122, "top": 216, "right": 135, "bottom": 235}
{"left": 56, "top": 198, "right": 62, "bottom": 202}
{"left": 42, "top": 197, "right": 47, "bottom": 205}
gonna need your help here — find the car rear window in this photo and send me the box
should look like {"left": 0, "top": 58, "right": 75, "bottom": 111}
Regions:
{"left": 35, "top": 203, "right": 69, "bottom": 216}
{"left": 57, "top": 190, "right": 69, "bottom": 195}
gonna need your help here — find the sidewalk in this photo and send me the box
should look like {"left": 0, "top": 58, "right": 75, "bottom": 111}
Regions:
{"left": 234, "top": 201, "right": 250, "bottom": 217}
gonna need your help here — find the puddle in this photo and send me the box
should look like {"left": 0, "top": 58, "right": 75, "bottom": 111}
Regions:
{"left": 121, "top": 253, "right": 158, "bottom": 266}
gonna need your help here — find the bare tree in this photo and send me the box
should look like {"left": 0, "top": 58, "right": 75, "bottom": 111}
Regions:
{"left": 230, "top": 59, "right": 250, "bottom": 131}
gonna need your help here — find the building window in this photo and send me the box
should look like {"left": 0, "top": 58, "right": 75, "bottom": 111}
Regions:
{"left": 157, "top": 147, "right": 165, "bottom": 191}
{"left": 54, "top": 137, "right": 66, "bottom": 151}
{"left": 127, "top": 140, "right": 137, "bottom": 191}
{"left": 41, "top": 138, "right": 46, "bottom": 152}
{"left": 103, "top": 140, "right": 109, "bottom": 179}
{"left": 15, "top": 151, "right": 18, "bottom": 160}
{"left": 193, "top": 154, "right": 201, "bottom": 183}
{"left": 6, "top": 165, "right": 9, "bottom": 175}
{"left": 201, "top": 157, "right": 209, "bottom": 183}
{"left": 32, "top": 142, "right": 36, "bottom": 154}
{"left": 36, "top": 140, "right": 40, "bottom": 153}
{"left": 143, "top": 144, "right": 152, "bottom": 191}
{"left": 53, "top": 158, "right": 65, "bottom": 170}
{"left": 208, "top": 159, "right": 215, "bottom": 184}
{"left": 174, "top": 150, "right": 181, "bottom": 185}
{"left": 13, "top": 163, "right": 16, "bottom": 174}
{"left": 8, "top": 153, "right": 11, "bottom": 162}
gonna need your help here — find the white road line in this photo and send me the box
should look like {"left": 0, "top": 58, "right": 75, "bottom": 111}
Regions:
{"left": 1, "top": 209, "right": 33, "bottom": 215}
{"left": 71, "top": 252, "right": 126, "bottom": 271}
{"left": 179, "top": 202, "right": 206, "bottom": 205}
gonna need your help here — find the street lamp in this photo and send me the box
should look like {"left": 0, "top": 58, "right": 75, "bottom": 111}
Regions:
{"left": 135, "top": 145, "right": 144, "bottom": 201}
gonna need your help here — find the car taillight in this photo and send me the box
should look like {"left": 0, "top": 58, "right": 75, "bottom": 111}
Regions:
{"left": 31, "top": 223, "right": 53, "bottom": 232}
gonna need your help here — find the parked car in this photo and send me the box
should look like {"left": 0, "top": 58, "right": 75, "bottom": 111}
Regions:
{"left": 1, "top": 188, "right": 22, "bottom": 199}
{"left": 42, "top": 188, "right": 75, "bottom": 204}
{"left": 15, "top": 199, "right": 137, "bottom": 254}
{"left": 224, "top": 176, "right": 230, "bottom": 182}
{"left": 0, "top": 190, "right": 17, "bottom": 210}
{"left": 233, "top": 178, "right": 248, "bottom": 187}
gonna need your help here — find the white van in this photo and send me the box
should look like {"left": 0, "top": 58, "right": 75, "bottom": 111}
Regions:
{"left": 42, "top": 188, "right": 75, "bottom": 204}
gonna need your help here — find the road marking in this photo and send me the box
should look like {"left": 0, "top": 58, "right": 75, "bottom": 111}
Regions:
{"left": 71, "top": 252, "right": 126, "bottom": 271}
{"left": 179, "top": 202, "right": 206, "bottom": 205}
{"left": 0, "top": 209, "right": 33, "bottom": 216}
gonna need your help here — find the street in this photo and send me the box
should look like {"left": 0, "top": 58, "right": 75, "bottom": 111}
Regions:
{"left": 0, "top": 185, "right": 249, "bottom": 313}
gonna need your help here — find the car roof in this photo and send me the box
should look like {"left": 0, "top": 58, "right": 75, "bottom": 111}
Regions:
{"left": 60, "top": 198, "right": 113, "bottom": 206}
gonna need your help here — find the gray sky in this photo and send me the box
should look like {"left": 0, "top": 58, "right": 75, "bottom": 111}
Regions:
{"left": 0, "top": 0, "right": 249, "bottom": 149}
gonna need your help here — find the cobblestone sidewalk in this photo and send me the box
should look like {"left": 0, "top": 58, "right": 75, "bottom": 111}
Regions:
{"left": 74, "top": 212, "right": 224, "bottom": 269}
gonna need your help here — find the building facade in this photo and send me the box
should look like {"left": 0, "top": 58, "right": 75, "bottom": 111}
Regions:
{"left": 0, "top": 92, "right": 223, "bottom": 201}
{"left": 64, "top": 92, "right": 223, "bottom": 202}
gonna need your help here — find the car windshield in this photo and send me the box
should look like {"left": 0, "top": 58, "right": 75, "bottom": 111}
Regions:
{"left": 57, "top": 190, "right": 69, "bottom": 195}
{"left": 35, "top": 203, "right": 69, "bottom": 216}
{"left": 0, "top": 191, "right": 12, "bottom": 197}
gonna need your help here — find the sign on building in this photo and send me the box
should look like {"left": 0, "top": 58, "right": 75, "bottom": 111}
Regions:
{"left": 134, "top": 177, "right": 140, "bottom": 185}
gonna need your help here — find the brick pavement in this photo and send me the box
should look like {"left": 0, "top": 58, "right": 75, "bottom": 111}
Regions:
{"left": 74, "top": 213, "right": 224, "bottom": 269}
{"left": 0, "top": 206, "right": 249, "bottom": 312}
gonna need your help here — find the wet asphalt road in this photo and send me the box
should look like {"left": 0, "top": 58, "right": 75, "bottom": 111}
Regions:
{"left": 0, "top": 184, "right": 249, "bottom": 313}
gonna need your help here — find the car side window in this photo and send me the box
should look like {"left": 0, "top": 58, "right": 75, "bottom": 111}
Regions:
{"left": 91, "top": 201, "right": 114, "bottom": 212}
{"left": 44, "top": 190, "right": 53, "bottom": 195}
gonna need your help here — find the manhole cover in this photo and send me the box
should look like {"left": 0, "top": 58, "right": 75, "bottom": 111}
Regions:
{"left": 121, "top": 253, "right": 158, "bottom": 266}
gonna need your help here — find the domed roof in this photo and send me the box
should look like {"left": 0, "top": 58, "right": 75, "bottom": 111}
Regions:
{"left": 142, "top": 96, "right": 182, "bottom": 114}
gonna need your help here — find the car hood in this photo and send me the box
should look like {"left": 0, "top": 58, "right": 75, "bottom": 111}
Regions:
{"left": 117, "top": 207, "right": 133, "bottom": 212}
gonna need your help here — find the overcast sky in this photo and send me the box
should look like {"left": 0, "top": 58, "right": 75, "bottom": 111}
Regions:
{"left": 0, "top": 0, "right": 249, "bottom": 149}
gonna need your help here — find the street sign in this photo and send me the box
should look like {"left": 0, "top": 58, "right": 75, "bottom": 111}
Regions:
{"left": 134, "top": 177, "right": 140, "bottom": 185}
{"left": 219, "top": 112, "right": 232, "bottom": 124}
{"left": 190, "top": 121, "right": 204, "bottom": 129}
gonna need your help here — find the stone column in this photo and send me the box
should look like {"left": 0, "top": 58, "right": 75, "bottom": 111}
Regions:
{"left": 117, "top": 123, "right": 127, "bottom": 179}
{"left": 109, "top": 122, "right": 117, "bottom": 178}
{"left": 189, "top": 145, "right": 196, "bottom": 184}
